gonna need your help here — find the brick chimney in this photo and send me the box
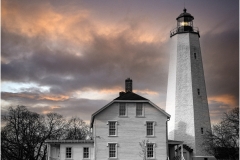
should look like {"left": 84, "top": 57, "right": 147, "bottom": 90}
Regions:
{"left": 125, "top": 78, "right": 132, "bottom": 92}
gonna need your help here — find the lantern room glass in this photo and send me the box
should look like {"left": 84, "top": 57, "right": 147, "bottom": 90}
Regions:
{"left": 177, "top": 17, "right": 193, "bottom": 32}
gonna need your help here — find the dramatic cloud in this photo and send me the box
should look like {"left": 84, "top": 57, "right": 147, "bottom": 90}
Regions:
{"left": 1, "top": 0, "right": 238, "bottom": 124}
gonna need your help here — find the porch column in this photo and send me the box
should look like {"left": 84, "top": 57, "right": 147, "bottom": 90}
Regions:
{"left": 181, "top": 144, "right": 183, "bottom": 160}
{"left": 47, "top": 144, "right": 50, "bottom": 160}
{"left": 177, "top": 145, "right": 179, "bottom": 157}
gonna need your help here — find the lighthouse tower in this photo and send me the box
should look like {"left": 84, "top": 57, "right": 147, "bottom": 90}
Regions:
{"left": 166, "top": 8, "right": 212, "bottom": 159}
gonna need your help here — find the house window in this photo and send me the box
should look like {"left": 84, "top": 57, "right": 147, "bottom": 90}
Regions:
{"left": 146, "top": 122, "right": 154, "bottom": 136}
{"left": 109, "top": 121, "right": 117, "bottom": 136}
{"left": 147, "top": 143, "right": 154, "bottom": 158}
{"left": 197, "top": 89, "right": 200, "bottom": 95}
{"left": 83, "top": 147, "right": 89, "bottom": 158}
{"left": 136, "top": 103, "right": 143, "bottom": 116}
{"left": 119, "top": 103, "right": 126, "bottom": 116}
{"left": 109, "top": 143, "right": 117, "bottom": 158}
{"left": 66, "top": 147, "right": 72, "bottom": 158}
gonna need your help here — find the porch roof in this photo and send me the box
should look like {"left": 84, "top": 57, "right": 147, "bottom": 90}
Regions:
{"left": 168, "top": 140, "right": 184, "bottom": 145}
{"left": 45, "top": 140, "right": 94, "bottom": 144}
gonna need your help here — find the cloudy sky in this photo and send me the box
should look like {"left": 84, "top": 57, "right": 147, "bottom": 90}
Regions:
{"left": 1, "top": 0, "right": 239, "bottom": 125}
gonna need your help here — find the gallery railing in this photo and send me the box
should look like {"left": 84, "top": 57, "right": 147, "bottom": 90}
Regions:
{"left": 170, "top": 27, "right": 200, "bottom": 37}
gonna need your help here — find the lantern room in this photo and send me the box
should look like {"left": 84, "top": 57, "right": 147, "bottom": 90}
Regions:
{"left": 170, "top": 8, "right": 200, "bottom": 37}
{"left": 177, "top": 8, "right": 194, "bottom": 32}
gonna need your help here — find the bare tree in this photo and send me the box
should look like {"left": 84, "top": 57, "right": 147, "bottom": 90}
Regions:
{"left": 202, "top": 107, "right": 239, "bottom": 160}
{"left": 39, "top": 113, "right": 67, "bottom": 159}
{"left": 1, "top": 106, "right": 90, "bottom": 160}
{"left": 63, "top": 117, "right": 91, "bottom": 140}
{"left": 1, "top": 106, "right": 46, "bottom": 160}
{"left": 139, "top": 139, "right": 149, "bottom": 160}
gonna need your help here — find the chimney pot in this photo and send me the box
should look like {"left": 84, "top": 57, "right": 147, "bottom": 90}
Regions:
{"left": 119, "top": 91, "right": 125, "bottom": 96}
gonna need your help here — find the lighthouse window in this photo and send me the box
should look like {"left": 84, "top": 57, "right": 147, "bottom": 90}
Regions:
{"left": 201, "top": 127, "right": 204, "bottom": 134}
{"left": 197, "top": 89, "right": 200, "bottom": 95}
{"left": 194, "top": 53, "right": 197, "bottom": 59}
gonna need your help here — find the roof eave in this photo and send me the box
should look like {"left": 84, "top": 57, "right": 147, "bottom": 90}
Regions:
{"left": 90, "top": 100, "right": 115, "bottom": 128}
{"left": 148, "top": 101, "right": 171, "bottom": 119}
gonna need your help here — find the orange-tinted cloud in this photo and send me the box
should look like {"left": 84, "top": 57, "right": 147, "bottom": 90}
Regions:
{"left": 42, "top": 105, "right": 61, "bottom": 114}
{"left": 2, "top": 92, "right": 69, "bottom": 102}
{"left": 208, "top": 94, "right": 237, "bottom": 107}
{"left": 208, "top": 94, "right": 238, "bottom": 125}
{"left": 2, "top": 1, "right": 91, "bottom": 43}
{"left": 37, "top": 95, "right": 69, "bottom": 101}
{"left": 2, "top": 0, "right": 163, "bottom": 50}
{"left": 134, "top": 89, "right": 159, "bottom": 96}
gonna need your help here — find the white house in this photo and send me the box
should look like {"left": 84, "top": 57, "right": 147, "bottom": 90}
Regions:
{"left": 46, "top": 78, "right": 173, "bottom": 160}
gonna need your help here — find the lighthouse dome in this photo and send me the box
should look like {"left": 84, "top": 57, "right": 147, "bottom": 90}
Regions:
{"left": 177, "top": 8, "right": 194, "bottom": 20}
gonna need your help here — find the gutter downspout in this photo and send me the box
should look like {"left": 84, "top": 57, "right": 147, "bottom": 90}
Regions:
{"left": 93, "top": 125, "right": 96, "bottom": 160}
{"left": 166, "top": 117, "right": 170, "bottom": 160}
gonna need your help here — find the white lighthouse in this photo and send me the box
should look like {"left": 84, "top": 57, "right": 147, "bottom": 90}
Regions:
{"left": 166, "top": 8, "right": 213, "bottom": 159}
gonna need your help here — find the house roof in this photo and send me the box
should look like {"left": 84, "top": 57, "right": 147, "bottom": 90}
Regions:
{"left": 90, "top": 92, "right": 170, "bottom": 128}
{"left": 114, "top": 92, "right": 148, "bottom": 100}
